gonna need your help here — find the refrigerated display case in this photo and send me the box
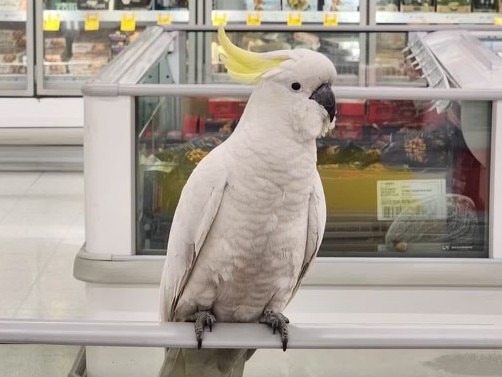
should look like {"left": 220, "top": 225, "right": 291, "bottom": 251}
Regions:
{"left": 209, "top": 0, "right": 364, "bottom": 24}
{"left": 35, "top": 0, "right": 193, "bottom": 95}
{"left": 78, "top": 26, "right": 502, "bottom": 262}
{"left": 74, "top": 25, "right": 502, "bottom": 377}
{"left": 373, "top": 0, "right": 502, "bottom": 24}
{"left": 0, "top": 0, "right": 34, "bottom": 96}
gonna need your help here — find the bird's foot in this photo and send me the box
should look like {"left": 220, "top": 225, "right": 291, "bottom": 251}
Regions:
{"left": 186, "top": 310, "right": 216, "bottom": 349}
{"left": 259, "top": 310, "right": 289, "bottom": 351}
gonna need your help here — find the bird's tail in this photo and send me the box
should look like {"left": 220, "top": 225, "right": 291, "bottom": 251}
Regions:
{"left": 158, "top": 348, "right": 254, "bottom": 377}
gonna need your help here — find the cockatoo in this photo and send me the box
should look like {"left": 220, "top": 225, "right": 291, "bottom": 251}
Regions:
{"left": 158, "top": 27, "right": 337, "bottom": 377}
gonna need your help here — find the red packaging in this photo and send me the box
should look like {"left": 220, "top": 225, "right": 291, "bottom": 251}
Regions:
{"left": 182, "top": 115, "right": 206, "bottom": 139}
{"left": 337, "top": 100, "right": 366, "bottom": 117}
{"left": 368, "top": 100, "right": 394, "bottom": 123}
{"left": 208, "top": 99, "right": 246, "bottom": 120}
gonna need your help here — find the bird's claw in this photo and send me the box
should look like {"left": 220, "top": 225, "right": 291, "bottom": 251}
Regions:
{"left": 259, "top": 310, "right": 289, "bottom": 351}
{"left": 186, "top": 310, "right": 216, "bottom": 349}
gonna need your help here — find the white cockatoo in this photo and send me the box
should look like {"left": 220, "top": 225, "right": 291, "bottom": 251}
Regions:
{"left": 158, "top": 27, "right": 337, "bottom": 377}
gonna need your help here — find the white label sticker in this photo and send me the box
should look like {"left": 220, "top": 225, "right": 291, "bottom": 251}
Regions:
{"left": 377, "top": 179, "right": 447, "bottom": 221}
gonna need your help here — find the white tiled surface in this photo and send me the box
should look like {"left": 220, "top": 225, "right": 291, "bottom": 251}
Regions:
{"left": 0, "top": 171, "right": 86, "bottom": 376}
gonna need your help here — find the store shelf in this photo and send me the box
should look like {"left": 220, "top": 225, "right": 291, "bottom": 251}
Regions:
{"left": 42, "top": 9, "right": 190, "bottom": 24}
{"left": 0, "top": 10, "right": 26, "bottom": 22}
{"left": 376, "top": 11, "right": 502, "bottom": 24}
{"left": 211, "top": 10, "right": 360, "bottom": 24}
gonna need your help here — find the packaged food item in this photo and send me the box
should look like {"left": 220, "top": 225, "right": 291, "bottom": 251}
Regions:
{"left": 52, "top": 1, "right": 78, "bottom": 10}
{"left": 44, "top": 37, "right": 67, "bottom": 51}
{"left": 0, "top": 0, "right": 26, "bottom": 11}
{"left": 0, "top": 53, "right": 25, "bottom": 74}
{"left": 245, "top": 0, "right": 281, "bottom": 10}
{"left": 72, "top": 32, "right": 111, "bottom": 56}
{"left": 44, "top": 37, "right": 68, "bottom": 75}
{"left": 44, "top": 54, "right": 67, "bottom": 75}
{"left": 437, "top": 0, "right": 471, "bottom": 11}
{"left": 72, "top": 41, "right": 109, "bottom": 55}
{"left": 283, "top": 0, "right": 318, "bottom": 10}
{"left": 154, "top": 0, "right": 188, "bottom": 9}
{"left": 376, "top": 0, "right": 400, "bottom": 11}
{"left": 323, "top": 0, "right": 359, "bottom": 11}
{"left": 400, "top": 0, "right": 435, "bottom": 11}
{"left": 114, "top": 0, "right": 153, "bottom": 9}
{"left": 0, "top": 30, "right": 26, "bottom": 53}
{"left": 377, "top": 32, "right": 406, "bottom": 50}
{"left": 77, "top": 0, "right": 112, "bottom": 10}
{"left": 68, "top": 54, "right": 110, "bottom": 75}
{"left": 472, "top": 0, "right": 497, "bottom": 11}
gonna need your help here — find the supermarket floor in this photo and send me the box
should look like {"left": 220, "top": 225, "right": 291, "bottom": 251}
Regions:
{"left": 0, "top": 171, "right": 85, "bottom": 376}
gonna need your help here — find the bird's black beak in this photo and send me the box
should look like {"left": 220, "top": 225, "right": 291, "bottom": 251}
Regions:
{"left": 309, "top": 83, "right": 336, "bottom": 122}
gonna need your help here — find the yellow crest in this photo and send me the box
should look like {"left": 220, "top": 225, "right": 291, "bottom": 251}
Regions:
{"left": 217, "top": 26, "right": 288, "bottom": 84}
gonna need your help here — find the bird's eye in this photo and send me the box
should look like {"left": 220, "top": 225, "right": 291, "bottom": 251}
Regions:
{"left": 291, "top": 82, "right": 301, "bottom": 91}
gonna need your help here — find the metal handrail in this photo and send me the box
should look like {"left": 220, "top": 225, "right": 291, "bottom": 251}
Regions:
{"left": 2, "top": 319, "right": 502, "bottom": 349}
{"left": 81, "top": 83, "right": 502, "bottom": 100}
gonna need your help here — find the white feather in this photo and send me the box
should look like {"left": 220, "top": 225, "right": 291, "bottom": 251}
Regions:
{"left": 159, "top": 46, "right": 336, "bottom": 377}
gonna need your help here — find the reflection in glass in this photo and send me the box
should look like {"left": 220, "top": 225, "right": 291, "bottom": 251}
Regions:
{"left": 208, "top": 31, "right": 362, "bottom": 85}
{"left": 136, "top": 93, "right": 490, "bottom": 258}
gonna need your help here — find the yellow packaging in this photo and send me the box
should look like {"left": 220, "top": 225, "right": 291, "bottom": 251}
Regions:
{"left": 401, "top": 5, "right": 435, "bottom": 12}
{"left": 319, "top": 165, "right": 447, "bottom": 218}
{"left": 436, "top": 0, "right": 471, "bottom": 12}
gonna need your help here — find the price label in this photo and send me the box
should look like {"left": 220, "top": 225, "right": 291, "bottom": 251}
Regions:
{"left": 494, "top": 17, "right": 502, "bottom": 26}
{"left": 246, "top": 12, "right": 261, "bottom": 26}
{"left": 85, "top": 13, "right": 100, "bottom": 31}
{"left": 121, "top": 12, "right": 136, "bottom": 32}
{"left": 287, "top": 12, "right": 302, "bottom": 26}
{"left": 323, "top": 12, "right": 338, "bottom": 26}
{"left": 43, "top": 12, "right": 60, "bottom": 31}
{"left": 157, "top": 12, "right": 172, "bottom": 25}
{"left": 212, "top": 11, "right": 228, "bottom": 26}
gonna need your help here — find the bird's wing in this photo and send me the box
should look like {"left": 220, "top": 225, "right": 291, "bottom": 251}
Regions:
{"left": 289, "top": 171, "right": 326, "bottom": 301}
{"left": 159, "top": 147, "right": 228, "bottom": 322}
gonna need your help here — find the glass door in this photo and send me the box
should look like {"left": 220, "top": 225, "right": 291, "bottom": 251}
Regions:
{"left": 0, "top": 0, "right": 33, "bottom": 96}
{"left": 37, "top": 0, "right": 193, "bottom": 95}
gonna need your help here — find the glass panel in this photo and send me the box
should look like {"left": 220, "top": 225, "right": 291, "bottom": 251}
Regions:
{"left": 136, "top": 93, "right": 491, "bottom": 257}
{"left": 194, "top": 31, "right": 431, "bottom": 87}
{"left": 375, "top": 0, "right": 502, "bottom": 24}
{"left": 41, "top": 0, "right": 190, "bottom": 93}
{"left": 207, "top": 30, "right": 363, "bottom": 86}
{"left": 211, "top": 0, "right": 361, "bottom": 24}
{"left": 0, "top": 3, "right": 29, "bottom": 92}
{"left": 477, "top": 32, "right": 502, "bottom": 57}
{"left": 2, "top": 345, "right": 502, "bottom": 376}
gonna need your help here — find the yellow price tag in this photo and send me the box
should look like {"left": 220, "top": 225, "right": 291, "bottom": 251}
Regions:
{"left": 121, "top": 12, "right": 136, "bottom": 32}
{"left": 157, "top": 13, "right": 172, "bottom": 25}
{"left": 246, "top": 12, "right": 261, "bottom": 26}
{"left": 494, "top": 17, "right": 502, "bottom": 25}
{"left": 85, "top": 13, "right": 100, "bottom": 31}
{"left": 212, "top": 11, "right": 228, "bottom": 26}
{"left": 43, "top": 13, "right": 60, "bottom": 31}
{"left": 287, "top": 12, "right": 302, "bottom": 26}
{"left": 323, "top": 12, "right": 338, "bottom": 26}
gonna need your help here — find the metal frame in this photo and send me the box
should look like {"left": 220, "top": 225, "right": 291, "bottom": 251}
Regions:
{"left": 74, "top": 246, "right": 502, "bottom": 286}
{"left": 3, "top": 319, "right": 502, "bottom": 349}
{"left": 81, "top": 26, "right": 502, "bottom": 282}
{"left": 83, "top": 82, "right": 502, "bottom": 99}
